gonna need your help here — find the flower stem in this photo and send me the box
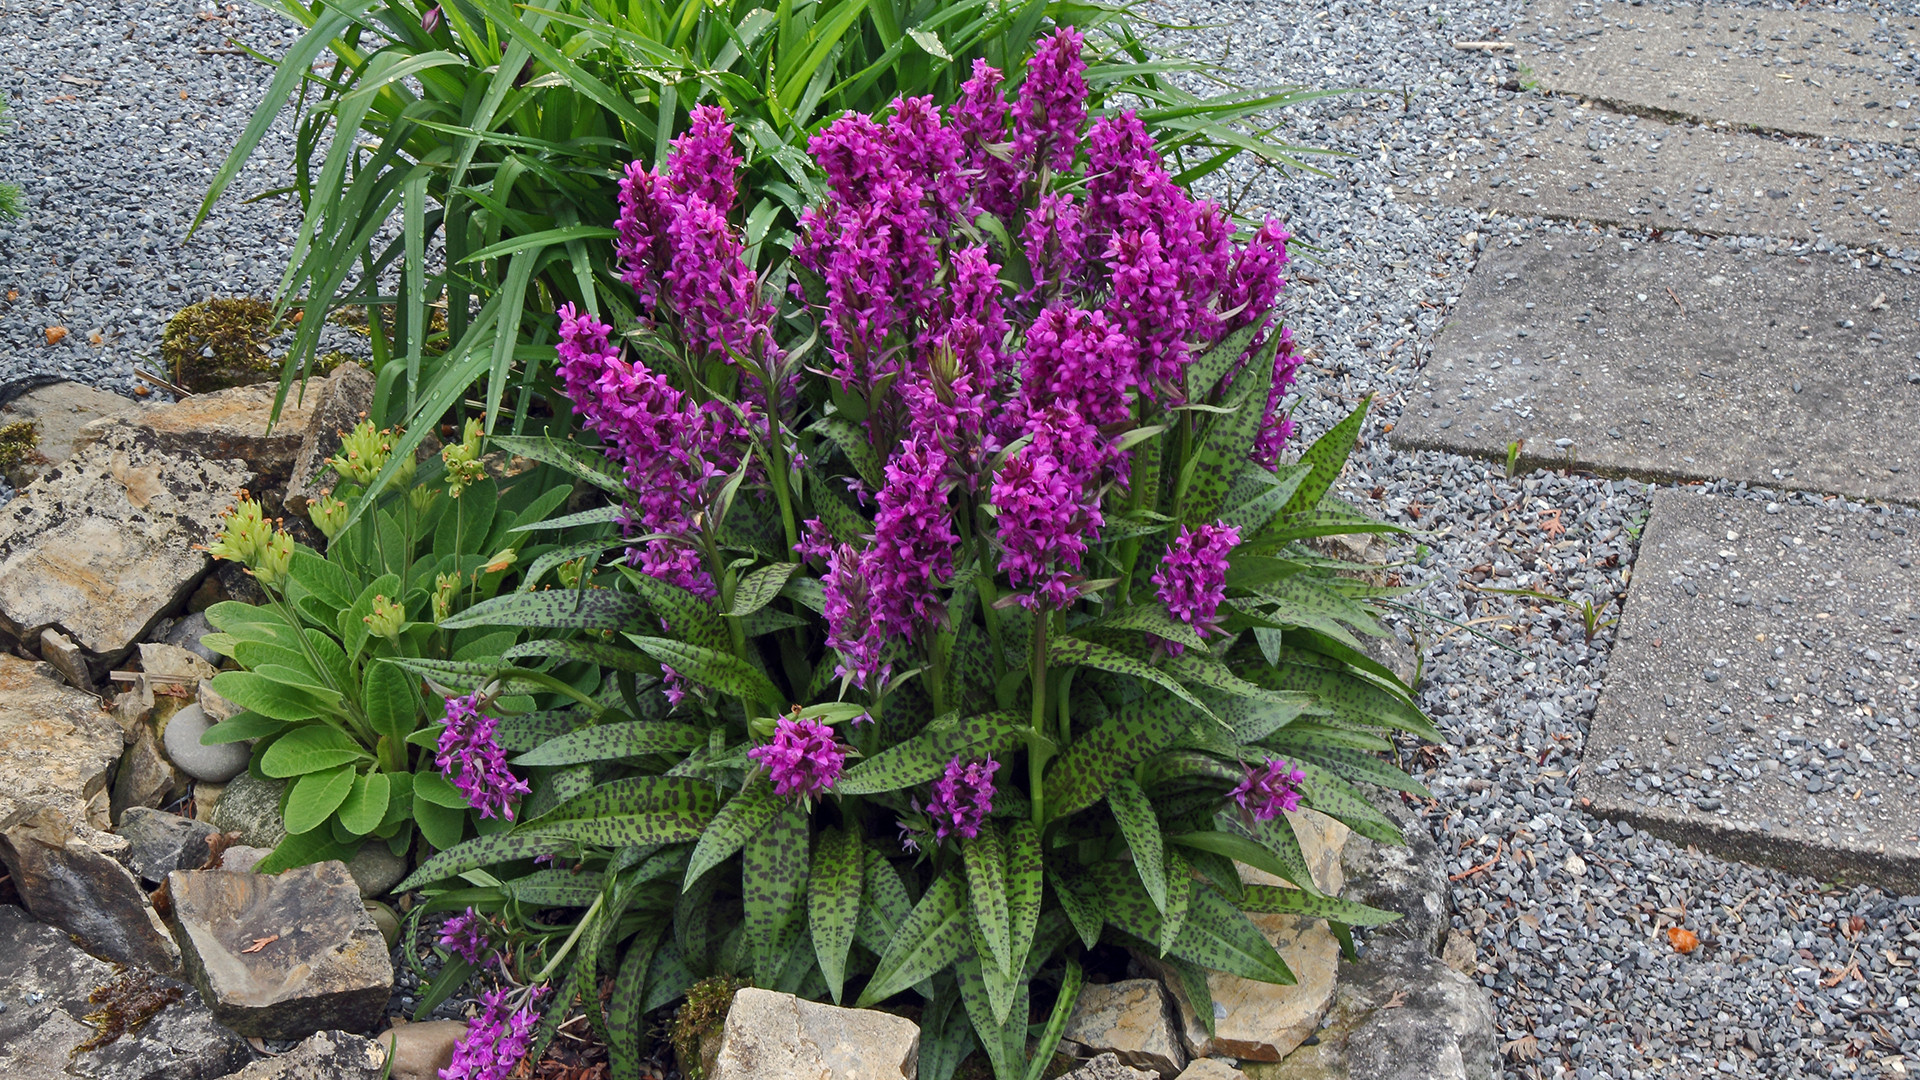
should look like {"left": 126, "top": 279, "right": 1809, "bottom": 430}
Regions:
{"left": 532, "top": 889, "right": 603, "bottom": 985}
{"left": 1027, "top": 613, "right": 1050, "bottom": 827}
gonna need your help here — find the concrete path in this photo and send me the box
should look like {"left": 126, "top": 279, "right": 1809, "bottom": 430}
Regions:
{"left": 1395, "top": 1, "right": 1920, "bottom": 889}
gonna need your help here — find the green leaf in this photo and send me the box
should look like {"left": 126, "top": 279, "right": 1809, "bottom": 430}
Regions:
{"left": 683, "top": 777, "right": 780, "bottom": 887}
{"left": 1243, "top": 647, "right": 1437, "bottom": 741}
{"left": 289, "top": 549, "right": 357, "bottom": 611}
{"left": 398, "top": 832, "right": 574, "bottom": 892}
{"left": 741, "top": 803, "right": 808, "bottom": 985}
{"left": 1023, "top": 955, "right": 1082, "bottom": 1080}
{"left": 284, "top": 764, "right": 357, "bottom": 835}
{"left": 414, "top": 771, "right": 473, "bottom": 810}
{"left": 1158, "top": 848, "right": 1193, "bottom": 957}
{"left": 1238, "top": 884, "right": 1402, "bottom": 926}
{"left": 807, "top": 827, "right": 863, "bottom": 1005}
{"left": 254, "top": 823, "right": 356, "bottom": 876}
{"left": 512, "top": 721, "right": 705, "bottom": 766}
{"left": 608, "top": 925, "right": 661, "bottom": 1080}
{"left": 1108, "top": 776, "right": 1167, "bottom": 913}
{"left": 503, "top": 637, "right": 659, "bottom": 674}
{"left": 1047, "top": 637, "right": 1215, "bottom": 720}
{"left": 1281, "top": 397, "right": 1370, "bottom": 516}
{"left": 210, "top": 670, "right": 331, "bottom": 723}
{"left": 1260, "top": 735, "right": 1430, "bottom": 798}
{"left": 1293, "top": 761, "right": 1403, "bottom": 845}
{"left": 439, "top": 588, "right": 651, "bottom": 631}
{"left": 415, "top": 797, "right": 466, "bottom": 850}
{"left": 954, "top": 952, "right": 1029, "bottom": 1080}
{"left": 1082, "top": 603, "right": 1208, "bottom": 653}
{"left": 1182, "top": 335, "right": 1274, "bottom": 525}
{"left": 1184, "top": 321, "right": 1261, "bottom": 402}
{"left": 806, "top": 416, "right": 883, "bottom": 490}
{"left": 1044, "top": 687, "right": 1201, "bottom": 821}
{"left": 836, "top": 711, "right": 1027, "bottom": 795}
{"left": 622, "top": 570, "right": 727, "bottom": 650}
{"left": 1050, "top": 868, "right": 1103, "bottom": 951}
{"left": 1004, "top": 820, "right": 1042, "bottom": 983}
{"left": 727, "top": 562, "right": 800, "bottom": 618}
{"left": 486, "top": 434, "right": 628, "bottom": 497}
{"left": 337, "top": 771, "right": 392, "bottom": 835}
{"left": 1239, "top": 574, "right": 1386, "bottom": 643}
{"left": 962, "top": 821, "right": 1013, "bottom": 980}
{"left": 856, "top": 870, "right": 969, "bottom": 1007}
{"left": 199, "top": 711, "right": 287, "bottom": 745}
{"left": 627, "top": 637, "right": 785, "bottom": 713}
{"left": 259, "top": 725, "right": 367, "bottom": 778}
{"left": 855, "top": 850, "right": 913, "bottom": 958}
{"left": 504, "top": 869, "right": 605, "bottom": 908}
{"left": 521, "top": 776, "right": 720, "bottom": 847}
{"left": 363, "top": 661, "right": 419, "bottom": 744}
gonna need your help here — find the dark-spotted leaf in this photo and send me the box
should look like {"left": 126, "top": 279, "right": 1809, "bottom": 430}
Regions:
{"left": 856, "top": 870, "right": 968, "bottom": 1007}
{"left": 1044, "top": 687, "right": 1201, "bottom": 821}
{"left": 836, "top": 711, "right": 1027, "bottom": 795}
{"left": 503, "top": 637, "right": 661, "bottom": 673}
{"left": 1182, "top": 336, "right": 1275, "bottom": 524}
{"left": 962, "top": 821, "right": 1012, "bottom": 979}
{"left": 1023, "top": 954, "right": 1083, "bottom": 1080}
{"left": 438, "top": 588, "right": 651, "bottom": 631}
{"left": 1107, "top": 776, "right": 1167, "bottom": 913}
{"left": 512, "top": 721, "right": 705, "bottom": 766}
{"left": 398, "top": 832, "right": 574, "bottom": 891}
{"left": 1238, "top": 885, "right": 1401, "bottom": 926}
{"left": 1049, "top": 869, "right": 1102, "bottom": 951}
{"left": 1047, "top": 637, "right": 1214, "bottom": 719}
{"left": 807, "top": 827, "right": 864, "bottom": 1004}
{"left": 683, "top": 777, "right": 779, "bottom": 888}
{"left": 954, "top": 952, "right": 1029, "bottom": 1080}
{"left": 1158, "top": 848, "right": 1193, "bottom": 957}
{"left": 855, "top": 850, "right": 913, "bottom": 958}
{"left": 1260, "top": 735, "right": 1430, "bottom": 797}
{"left": 521, "top": 775, "right": 720, "bottom": 847}
{"left": 621, "top": 569, "right": 728, "bottom": 650}
{"left": 488, "top": 433, "right": 627, "bottom": 495}
{"left": 1280, "top": 396, "right": 1370, "bottom": 516}
{"left": 1005, "top": 820, "right": 1043, "bottom": 976}
{"left": 728, "top": 562, "right": 799, "bottom": 618}
{"left": 1184, "top": 321, "right": 1261, "bottom": 402}
{"left": 626, "top": 636, "right": 784, "bottom": 713}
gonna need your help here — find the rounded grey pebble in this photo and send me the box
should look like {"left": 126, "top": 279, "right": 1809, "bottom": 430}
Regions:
{"left": 160, "top": 703, "right": 250, "bottom": 782}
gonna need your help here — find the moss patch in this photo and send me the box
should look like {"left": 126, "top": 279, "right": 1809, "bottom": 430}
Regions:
{"left": 73, "top": 968, "right": 183, "bottom": 1055}
{"left": 161, "top": 297, "right": 283, "bottom": 392}
{"left": 670, "top": 976, "right": 749, "bottom": 1080}
{"left": 0, "top": 419, "right": 41, "bottom": 473}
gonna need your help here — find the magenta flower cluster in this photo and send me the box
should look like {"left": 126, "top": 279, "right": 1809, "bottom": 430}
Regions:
{"left": 1151, "top": 522, "right": 1242, "bottom": 654}
{"left": 920, "top": 755, "right": 999, "bottom": 843}
{"left": 748, "top": 717, "right": 847, "bottom": 799}
{"left": 440, "top": 985, "right": 547, "bottom": 1080}
{"left": 1229, "top": 757, "right": 1306, "bottom": 821}
{"left": 438, "top": 907, "right": 492, "bottom": 967}
{"left": 436, "top": 695, "right": 530, "bottom": 821}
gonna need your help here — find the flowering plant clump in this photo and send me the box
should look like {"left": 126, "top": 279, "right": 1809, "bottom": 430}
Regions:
{"left": 399, "top": 28, "right": 1434, "bottom": 1080}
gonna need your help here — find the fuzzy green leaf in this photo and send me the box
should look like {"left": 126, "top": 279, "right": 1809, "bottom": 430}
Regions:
{"left": 211, "top": 671, "right": 332, "bottom": 723}
{"left": 199, "top": 711, "right": 287, "bottom": 745}
{"left": 807, "top": 827, "right": 864, "bottom": 1005}
{"left": 284, "top": 764, "right": 356, "bottom": 835}
{"left": 363, "top": 661, "right": 418, "bottom": 744}
{"left": 259, "top": 724, "right": 367, "bottom": 778}
{"left": 336, "top": 771, "right": 391, "bottom": 835}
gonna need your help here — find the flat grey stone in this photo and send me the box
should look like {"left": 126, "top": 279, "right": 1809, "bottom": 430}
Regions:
{"left": 0, "top": 905, "right": 250, "bottom": 1080}
{"left": 1444, "top": 112, "right": 1920, "bottom": 251}
{"left": 1581, "top": 489, "right": 1920, "bottom": 890}
{"left": 711, "top": 988, "right": 921, "bottom": 1080}
{"left": 211, "top": 1029, "right": 385, "bottom": 1080}
{"left": 1390, "top": 243, "right": 1920, "bottom": 499}
{"left": 0, "top": 379, "right": 135, "bottom": 488}
{"left": 167, "top": 861, "right": 394, "bottom": 1040}
{"left": 1516, "top": 2, "right": 1920, "bottom": 146}
{"left": 117, "top": 807, "right": 222, "bottom": 885}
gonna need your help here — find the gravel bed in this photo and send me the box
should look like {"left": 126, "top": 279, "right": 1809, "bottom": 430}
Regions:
{"left": 1149, "top": 0, "right": 1920, "bottom": 1076}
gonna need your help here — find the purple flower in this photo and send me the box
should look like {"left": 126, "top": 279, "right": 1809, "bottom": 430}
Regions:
{"left": 748, "top": 717, "right": 847, "bottom": 799}
{"left": 952, "top": 60, "right": 1021, "bottom": 223}
{"left": 1019, "top": 305, "right": 1138, "bottom": 433}
{"left": 822, "top": 540, "right": 890, "bottom": 691}
{"left": 437, "top": 908, "right": 492, "bottom": 967}
{"left": 666, "top": 104, "right": 742, "bottom": 214}
{"left": 441, "top": 985, "right": 546, "bottom": 1080}
{"left": 867, "top": 437, "right": 959, "bottom": 640}
{"left": 886, "top": 95, "right": 968, "bottom": 220}
{"left": 1020, "top": 192, "right": 1085, "bottom": 303}
{"left": 921, "top": 756, "right": 999, "bottom": 842}
{"left": 1251, "top": 325, "right": 1303, "bottom": 468}
{"left": 615, "top": 163, "right": 670, "bottom": 310}
{"left": 1012, "top": 28, "right": 1088, "bottom": 176}
{"left": 1229, "top": 757, "right": 1305, "bottom": 821}
{"left": 1221, "top": 217, "right": 1291, "bottom": 341}
{"left": 1085, "top": 111, "right": 1156, "bottom": 238}
{"left": 436, "top": 695, "right": 530, "bottom": 821}
{"left": 1150, "top": 522, "right": 1241, "bottom": 653}
{"left": 990, "top": 403, "right": 1105, "bottom": 610}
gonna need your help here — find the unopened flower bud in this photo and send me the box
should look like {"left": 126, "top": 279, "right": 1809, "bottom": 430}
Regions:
{"left": 309, "top": 492, "right": 348, "bottom": 540}
{"left": 328, "top": 420, "right": 393, "bottom": 487}
{"left": 442, "top": 418, "right": 486, "bottom": 498}
{"left": 432, "top": 572, "right": 459, "bottom": 624}
{"left": 481, "top": 549, "right": 517, "bottom": 575}
{"left": 364, "top": 594, "right": 405, "bottom": 641}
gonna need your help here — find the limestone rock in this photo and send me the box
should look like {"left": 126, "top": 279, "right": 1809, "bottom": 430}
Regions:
{"left": 113, "top": 724, "right": 189, "bottom": 821}
{"left": 167, "top": 861, "right": 394, "bottom": 1040}
{"left": 374, "top": 1020, "right": 466, "bottom": 1080}
{"left": 212, "top": 1029, "right": 386, "bottom": 1080}
{"left": 155, "top": 610, "right": 220, "bottom": 664}
{"left": 74, "top": 381, "right": 318, "bottom": 494}
{"left": 118, "top": 807, "right": 223, "bottom": 884}
{"left": 711, "top": 988, "right": 919, "bottom": 1080}
{"left": 0, "top": 378, "right": 135, "bottom": 488}
{"left": 162, "top": 704, "right": 250, "bottom": 784}
{"left": 1061, "top": 979, "right": 1186, "bottom": 1077}
{"left": 199, "top": 677, "right": 242, "bottom": 723}
{"left": 208, "top": 773, "right": 287, "bottom": 849}
{"left": 1174, "top": 1062, "right": 1241, "bottom": 1080}
{"left": 1154, "top": 811, "right": 1349, "bottom": 1062}
{"left": 40, "top": 627, "right": 91, "bottom": 689}
{"left": 218, "top": 845, "right": 272, "bottom": 874}
{"left": 1248, "top": 952, "right": 1496, "bottom": 1080}
{"left": 0, "top": 802, "right": 182, "bottom": 972}
{"left": 1338, "top": 798, "right": 1449, "bottom": 962}
{"left": 0, "top": 422, "right": 251, "bottom": 662}
{"left": 0, "top": 904, "right": 249, "bottom": 1080}
{"left": 0, "top": 654, "right": 124, "bottom": 830}
{"left": 139, "top": 642, "right": 220, "bottom": 684}
{"left": 283, "top": 363, "right": 375, "bottom": 515}
{"left": 1061, "top": 1053, "right": 1160, "bottom": 1080}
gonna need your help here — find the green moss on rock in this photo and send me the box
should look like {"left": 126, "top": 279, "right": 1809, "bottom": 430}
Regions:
{"left": 161, "top": 298, "right": 283, "bottom": 393}
{"left": 671, "top": 976, "right": 749, "bottom": 1080}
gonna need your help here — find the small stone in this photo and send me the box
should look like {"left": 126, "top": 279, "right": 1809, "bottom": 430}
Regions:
{"left": 347, "top": 841, "right": 409, "bottom": 899}
{"left": 1062, "top": 979, "right": 1187, "bottom": 1077}
{"left": 216, "top": 1029, "right": 386, "bottom": 1080}
{"left": 39, "top": 627, "right": 91, "bottom": 688}
{"left": 209, "top": 772, "right": 288, "bottom": 848}
{"left": 167, "top": 861, "right": 395, "bottom": 1040}
{"left": 1442, "top": 928, "right": 1479, "bottom": 975}
{"left": 113, "top": 724, "right": 188, "bottom": 820}
{"left": 1172, "top": 1061, "right": 1240, "bottom": 1080}
{"left": 163, "top": 703, "right": 251, "bottom": 783}
{"left": 157, "top": 609, "right": 220, "bottom": 664}
{"left": 219, "top": 844, "right": 273, "bottom": 874}
{"left": 711, "top": 989, "right": 920, "bottom": 1080}
{"left": 1062, "top": 1054, "right": 1160, "bottom": 1080}
{"left": 139, "top": 641, "right": 219, "bottom": 684}
{"left": 1, "top": 803, "right": 181, "bottom": 971}
{"left": 117, "top": 806, "right": 222, "bottom": 884}
{"left": 1565, "top": 853, "right": 1588, "bottom": 877}
{"left": 374, "top": 1019, "right": 467, "bottom": 1080}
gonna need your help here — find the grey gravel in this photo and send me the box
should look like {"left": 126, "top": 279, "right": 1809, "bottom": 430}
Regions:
{"left": 1149, "top": 0, "right": 1920, "bottom": 1077}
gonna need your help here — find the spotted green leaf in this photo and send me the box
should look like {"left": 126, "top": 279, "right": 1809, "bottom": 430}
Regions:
{"left": 1259, "top": 734, "right": 1430, "bottom": 797}
{"left": 1047, "top": 637, "right": 1214, "bottom": 720}
{"left": 397, "top": 832, "right": 575, "bottom": 891}
{"left": 836, "top": 711, "right": 1028, "bottom": 795}
{"left": 488, "top": 434, "right": 627, "bottom": 496}
{"left": 955, "top": 950, "right": 1030, "bottom": 1080}
{"left": 808, "top": 827, "right": 864, "bottom": 1004}
{"left": 962, "top": 821, "right": 1013, "bottom": 981}
{"left": 807, "top": 415, "right": 883, "bottom": 489}
{"left": 503, "top": 638, "right": 662, "bottom": 673}
{"left": 1293, "top": 760, "right": 1403, "bottom": 844}
{"left": 1023, "top": 955, "right": 1083, "bottom": 1080}
{"left": 856, "top": 870, "right": 968, "bottom": 1007}
{"left": 1049, "top": 869, "right": 1103, "bottom": 951}
{"left": 626, "top": 636, "right": 785, "bottom": 713}
{"left": 684, "top": 777, "right": 779, "bottom": 889}
{"left": 1044, "top": 687, "right": 1202, "bottom": 821}
{"left": 520, "top": 776, "right": 721, "bottom": 847}
{"left": 728, "top": 562, "right": 800, "bottom": 618}
{"left": 855, "top": 849, "right": 913, "bottom": 958}
{"left": 1184, "top": 321, "right": 1261, "bottom": 402}
{"left": 512, "top": 721, "right": 705, "bottom": 766}
{"left": 1280, "top": 396, "right": 1370, "bottom": 517}
{"left": 1181, "top": 333, "right": 1276, "bottom": 524}
{"left": 1158, "top": 848, "right": 1193, "bottom": 957}
{"left": 621, "top": 569, "right": 727, "bottom": 650}
{"left": 438, "top": 588, "right": 652, "bottom": 631}
{"left": 1238, "top": 885, "right": 1402, "bottom": 926}
{"left": 742, "top": 803, "right": 809, "bottom": 984}
{"left": 1241, "top": 646, "right": 1438, "bottom": 741}
{"left": 1107, "top": 776, "right": 1168, "bottom": 913}
{"left": 1005, "top": 820, "right": 1042, "bottom": 976}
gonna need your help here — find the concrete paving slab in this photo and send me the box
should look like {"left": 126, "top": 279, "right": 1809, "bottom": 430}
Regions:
{"left": 1389, "top": 241, "right": 1920, "bottom": 500}
{"left": 1442, "top": 111, "right": 1920, "bottom": 251}
{"left": 1514, "top": 2, "right": 1919, "bottom": 146}
{"left": 1581, "top": 489, "right": 1920, "bottom": 890}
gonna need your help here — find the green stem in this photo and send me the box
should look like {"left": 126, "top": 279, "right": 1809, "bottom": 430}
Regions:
{"left": 532, "top": 889, "right": 604, "bottom": 985}
{"left": 1027, "top": 615, "right": 1050, "bottom": 827}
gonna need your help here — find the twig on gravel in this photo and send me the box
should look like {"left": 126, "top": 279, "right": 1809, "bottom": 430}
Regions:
{"left": 1453, "top": 40, "right": 1515, "bottom": 52}
{"left": 1450, "top": 840, "right": 1506, "bottom": 882}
